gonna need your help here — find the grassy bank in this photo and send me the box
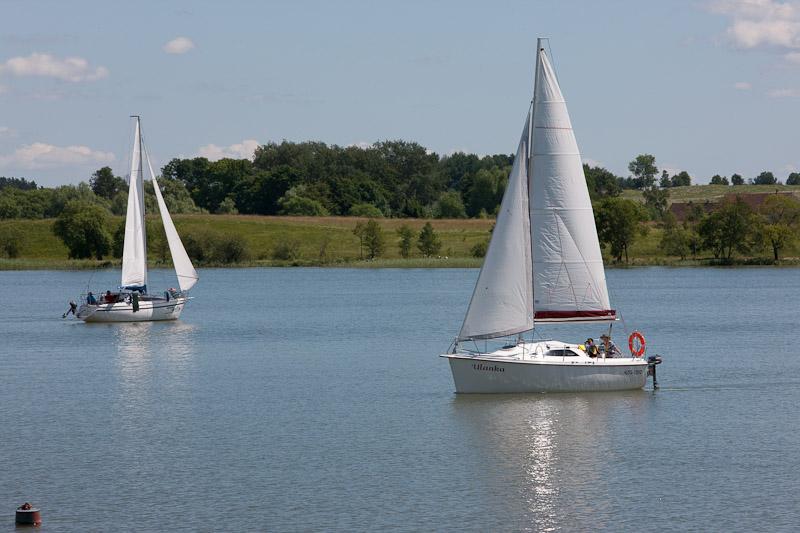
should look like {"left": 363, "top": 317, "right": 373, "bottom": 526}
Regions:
{"left": 0, "top": 216, "right": 494, "bottom": 270}
{"left": 3, "top": 214, "right": 800, "bottom": 270}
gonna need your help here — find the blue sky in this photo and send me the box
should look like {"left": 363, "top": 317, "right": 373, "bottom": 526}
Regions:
{"left": 1, "top": 0, "right": 799, "bottom": 186}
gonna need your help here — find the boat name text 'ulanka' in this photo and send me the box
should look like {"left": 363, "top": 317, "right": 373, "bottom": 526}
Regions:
{"left": 472, "top": 363, "right": 504, "bottom": 372}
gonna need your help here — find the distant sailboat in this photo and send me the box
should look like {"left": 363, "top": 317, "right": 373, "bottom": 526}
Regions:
{"left": 77, "top": 116, "right": 198, "bottom": 322}
{"left": 441, "top": 40, "right": 650, "bottom": 393}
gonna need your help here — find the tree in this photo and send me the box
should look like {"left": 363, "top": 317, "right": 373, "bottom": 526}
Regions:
{"left": 466, "top": 168, "right": 503, "bottom": 217}
{"left": 278, "top": 187, "right": 329, "bottom": 216}
{"left": 353, "top": 221, "right": 365, "bottom": 259}
{"left": 757, "top": 194, "right": 800, "bottom": 260}
{"left": 89, "top": 167, "right": 126, "bottom": 200}
{"left": 753, "top": 171, "right": 777, "bottom": 185}
{"left": 786, "top": 172, "right": 800, "bottom": 185}
{"left": 0, "top": 224, "right": 23, "bottom": 257}
{"left": 52, "top": 200, "right": 111, "bottom": 259}
{"left": 417, "top": 222, "right": 441, "bottom": 257}
{"left": 397, "top": 224, "right": 415, "bottom": 258}
{"left": 731, "top": 173, "right": 744, "bottom": 186}
{"left": 643, "top": 186, "right": 670, "bottom": 220}
{"left": 710, "top": 175, "right": 729, "bottom": 185}
{"left": 362, "top": 219, "right": 385, "bottom": 259}
{"left": 671, "top": 171, "right": 691, "bottom": 187}
{"left": 434, "top": 190, "right": 467, "bottom": 218}
{"left": 594, "top": 197, "right": 646, "bottom": 263}
{"left": 348, "top": 203, "right": 384, "bottom": 218}
{"left": 697, "top": 196, "right": 756, "bottom": 261}
{"left": 659, "top": 213, "right": 690, "bottom": 259}
{"left": 628, "top": 154, "right": 658, "bottom": 189}
{"left": 583, "top": 164, "right": 621, "bottom": 199}
{"left": 659, "top": 170, "right": 671, "bottom": 188}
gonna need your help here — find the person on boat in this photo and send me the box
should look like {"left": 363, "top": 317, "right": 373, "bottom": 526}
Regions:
{"left": 104, "top": 290, "right": 116, "bottom": 303}
{"left": 86, "top": 292, "right": 97, "bottom": 305}
{"left": 600, "top": 333, "right": 619, "bottom": 358}
{"left": 584, "top": 338, "right": 598, "bottom": 358}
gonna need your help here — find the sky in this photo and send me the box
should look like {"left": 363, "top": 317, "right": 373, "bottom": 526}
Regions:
{"left": 1, "top": 0, "right": 799, "bottom": 186}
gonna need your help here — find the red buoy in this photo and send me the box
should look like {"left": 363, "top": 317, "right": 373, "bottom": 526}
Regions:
{"left": 15, "top": 503, "right": 41, "bottom": 526}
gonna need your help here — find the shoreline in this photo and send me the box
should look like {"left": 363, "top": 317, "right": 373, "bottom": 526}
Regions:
{"left": 4, "top": 256, "right": 800, "bottom": 271}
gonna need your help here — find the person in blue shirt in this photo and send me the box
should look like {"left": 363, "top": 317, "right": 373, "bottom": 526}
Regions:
{"left": 600, "top": 333, "right": 619, "bottom": 358}
{"left": 86, "top": 292, "right": 97, "bottom": 305}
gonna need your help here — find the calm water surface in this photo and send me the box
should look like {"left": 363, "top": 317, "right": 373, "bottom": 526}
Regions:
{"left": 1, "top": 267, "right": 799, "bottom": 531}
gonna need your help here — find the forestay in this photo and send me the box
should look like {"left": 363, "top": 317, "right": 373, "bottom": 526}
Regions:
{"left": 120, "top": 118, "right": 148, "bottom": 290}
{"left": 458, "top": 117, "right": 534, "bottom": 340}
{"left": 529, "top": 48, "right": 614, "bottom": 322}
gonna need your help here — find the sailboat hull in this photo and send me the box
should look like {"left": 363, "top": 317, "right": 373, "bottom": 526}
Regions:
{"left": 77, "top": 297, "right": 188, "bottom": 323}
{"left": 443, "top": 354, "right": 648, "bottom": 393}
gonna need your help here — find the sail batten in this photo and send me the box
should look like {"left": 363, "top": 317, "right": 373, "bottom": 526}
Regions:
{"left": 120, "top": 118, "right": 148, "bottom": 290}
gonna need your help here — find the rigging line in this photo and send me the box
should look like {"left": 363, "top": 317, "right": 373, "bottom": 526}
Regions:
{"left": 544, "top": 38, "right": 560, "bottom": 88}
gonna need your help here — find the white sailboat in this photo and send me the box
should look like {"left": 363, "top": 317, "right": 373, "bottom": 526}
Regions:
{"left": 77, "top": 116, "right": 198, "bottom": 322}
{"left": 441, "top": 40, "right": 650, "bottom": 393}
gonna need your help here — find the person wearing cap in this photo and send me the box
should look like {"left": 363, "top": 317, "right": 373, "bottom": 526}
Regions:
{"left": 600, "top": 333, "right": 619, "bottom": 358}
{"left": 584, "top": 338, "right": 598, "bottom": 358}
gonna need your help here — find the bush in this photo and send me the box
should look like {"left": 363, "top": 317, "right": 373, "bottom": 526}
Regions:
{"left": 271, "top": 237, "right": 301, "bottom": 261}
{"left": 417, "top": 222, "right": 441, "bottom": 257}
{"left": 215, "top": 196, "right": 238, "bottom": 214}
{"left": 0, "top": 225, "right": 23, "bottom": 257}
{"left": 470, "top": 240, "right": 488, "bottom": 258}
{"left": 52, "top": 200, "right": 111, "bottom": 259}
{"left": 348, "top": 203, "right": 384, "bottom": 218}
{"left": 212, "top": 233, "right": 248, "bottom": 263}
{"left": 434, "top": 191, "right": 467, "bottom": 219}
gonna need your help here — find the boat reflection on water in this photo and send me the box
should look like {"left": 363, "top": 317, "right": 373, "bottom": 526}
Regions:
{"left": 113, "top": 321, "right": 198, "bottom": 388}
{"left": 450, "top": 392, "right": 651, "bottom": 530}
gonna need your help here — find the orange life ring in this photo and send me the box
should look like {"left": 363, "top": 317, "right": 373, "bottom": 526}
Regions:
{"left": 628, "top": 331, "right": 646, "bottom": 357}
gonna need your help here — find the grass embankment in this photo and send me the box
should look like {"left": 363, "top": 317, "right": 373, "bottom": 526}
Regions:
{"left": 621, "top": 183, "right": 800, "bottom": 204}
{"left": 0, "top": 216, "right": 492, "bottom": 270}
{"left": 5, "top": 184, "right": 800, "bottom": 270}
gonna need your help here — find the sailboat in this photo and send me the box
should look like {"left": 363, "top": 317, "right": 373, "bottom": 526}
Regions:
{"left": 76, "top": 116, "right": 199, "bottom": 322}
{"left": 441, "top": 40, "right": 650, "bottom": 393}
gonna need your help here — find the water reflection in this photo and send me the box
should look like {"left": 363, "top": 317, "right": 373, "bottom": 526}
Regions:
{"left": 451, "top": 392, "right": 649, "bottom": 531}
{"left": 114, "top": 322, "right": 154, "bottom": 382}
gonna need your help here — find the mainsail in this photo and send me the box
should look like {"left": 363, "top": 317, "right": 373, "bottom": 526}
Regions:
{"left": 145, "top": 152, "right": 199, "bottom": 292}
{"left": 120, "top": 117, "right": 148, "bottom": 290}
{"left": 458, "top": 116, "right": 534, "bottom": 341}
{"left": 529, "top": 46, "right": 614, "bottom": 322}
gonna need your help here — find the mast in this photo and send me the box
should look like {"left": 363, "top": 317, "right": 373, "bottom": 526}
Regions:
{"left": 120, "top": 115, "right": 148, "bottom": 292}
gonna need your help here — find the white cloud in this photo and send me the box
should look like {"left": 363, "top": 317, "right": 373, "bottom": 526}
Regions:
{"left": 0, "top": 126, "right": 17, "bottom": 137}
{"left": 767, "top": 87, "right": 800, "bottom": 97}
{"left": 163, "top": 37, "right": 195, "bottom": 54}
{"left": 0, "top": 53, "right": 108, "bottom": 82}
{"left": 0, "top": 142, "right": 114, "bottom": 169}
{"left": 196, "top": 139, "right": 260, "bottom": 161}
{"left": 734, "top": 81, "right": 752, "bottom": 89}
{"left": 785, "top": 51, "right": 800, "bottom": 62}
{"left": 708, "top": 0, "right": 800, "bottom": 59}
{"left": 582, "top": 158, "right": 604, "bottom": 168}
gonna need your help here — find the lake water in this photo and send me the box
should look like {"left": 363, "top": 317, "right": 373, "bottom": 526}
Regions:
{"left": 1, "top": 267, "right": 799, "bottom": 531}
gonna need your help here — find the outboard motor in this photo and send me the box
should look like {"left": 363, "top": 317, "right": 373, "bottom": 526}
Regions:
{"left": 647, "top": 355, "right": 663, "bottom": 389}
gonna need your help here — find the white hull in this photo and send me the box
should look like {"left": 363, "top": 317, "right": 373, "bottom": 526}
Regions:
{"left": 442, "top": 341, "right": 648, "bottom": 393}
{"left": 77, "top": 297, "right": 188, "bottom": 323}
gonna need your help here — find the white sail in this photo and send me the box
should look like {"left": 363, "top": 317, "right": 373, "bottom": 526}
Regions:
{"left": 530, "top": 48, "right": 614, "bottom": 322}
{"left": 145, "top": 151, "right": 199, "bottom": 292}
{"left": 458, "top": 117, "right": 534, "bottom": 341}
{"left": 120, "top": 118, "right": 148, "bottom": 290}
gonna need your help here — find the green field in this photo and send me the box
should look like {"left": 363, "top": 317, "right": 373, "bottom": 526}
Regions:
{"left": 4, "top": 193, "right": 800, "bottom": 270}
{"left": 0, "top": 215, "right": 494, "bottom": 269}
